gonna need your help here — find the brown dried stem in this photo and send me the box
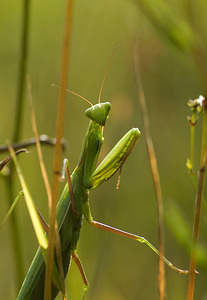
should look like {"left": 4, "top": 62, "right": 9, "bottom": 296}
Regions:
{"left": 44, "top": 0, "right": 74, "bottom": 299}
{"left": 134, "top": 39, "right": 165, "bottom": 300}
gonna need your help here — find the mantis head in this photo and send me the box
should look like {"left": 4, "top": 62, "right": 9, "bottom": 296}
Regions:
{"left": 85, "top": 102, "right": 111, "bottom": 126}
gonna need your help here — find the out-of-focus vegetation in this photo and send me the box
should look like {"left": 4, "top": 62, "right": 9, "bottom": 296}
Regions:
{"left": 0, "top": 0, "right": 207, "bottom": 299}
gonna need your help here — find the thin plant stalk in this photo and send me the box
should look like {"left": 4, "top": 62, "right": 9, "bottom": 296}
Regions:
{"left": 187, "top": 108, "right": 207, "bottom": 300}
{"left": 187, "top": 112, "right": 198, "bottom": 187}
{"left": 134, "top": 40, "right": 165, "bottom": 300}
{"left": 188, "top": 114, "right": 207, "bottom": 213}
{"left": 44, "top": 0, "right": 74, "bottom": 299}
{"left": 189, "top": 126, "right": 198, "bottom": 188}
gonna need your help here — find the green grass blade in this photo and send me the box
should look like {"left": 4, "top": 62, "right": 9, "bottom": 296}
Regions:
{"left": 8, "top": 145, "right": 65, "bottom": 294}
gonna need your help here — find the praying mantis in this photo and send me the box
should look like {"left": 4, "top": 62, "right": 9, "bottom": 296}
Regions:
{"left": 3, "top": 63, "right": 190, "bottom": 300}
{"left": 16, "top": 97, "right": 140, "bottom": 299}
{"left": 15, "top": 94, "right": 190, "bottom": 298}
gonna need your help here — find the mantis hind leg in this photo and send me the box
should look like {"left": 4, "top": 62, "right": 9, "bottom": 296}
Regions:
{"left": 83, "top": 200, "right": 193, "bottom": 275}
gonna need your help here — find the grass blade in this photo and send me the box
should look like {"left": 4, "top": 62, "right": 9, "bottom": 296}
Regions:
{"left": 8, "top": 145, "right": 65, "bottom": 294}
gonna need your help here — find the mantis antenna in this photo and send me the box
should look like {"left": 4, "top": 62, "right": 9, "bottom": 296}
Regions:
{"left": 53, "top": 44, "right": 119, "bottom": 107}
{"left": 98, "top": 44, "right": 119, "bottom": 104}
{"left": 51, "top": 84, "right": 93, "bottom": 107}
{"left": 65, "top": 89, "right": 93, "bottom": 107}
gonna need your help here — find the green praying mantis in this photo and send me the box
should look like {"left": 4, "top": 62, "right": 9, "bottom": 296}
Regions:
{"left": 16, "top": 99, "right": 141, "bottom": 299}
{"left": 2, "top": 65, "right": 190, "bottom": 300}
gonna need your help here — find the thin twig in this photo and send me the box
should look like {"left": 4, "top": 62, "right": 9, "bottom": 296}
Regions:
{"left": 0, "top": 135, "right": 66, "bottom": 153}
{"left": 0, "top": 149, "right": 27, "bottom": 171}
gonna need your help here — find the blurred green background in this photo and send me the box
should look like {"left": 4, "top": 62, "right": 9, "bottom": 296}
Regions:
{"left": 0, "top": 0, "right": 207, "bottom": 299}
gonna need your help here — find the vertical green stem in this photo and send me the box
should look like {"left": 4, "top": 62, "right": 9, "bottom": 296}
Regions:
{"left": 13, "top": 0, "right": 30, "bottom": 143}
{"left": 189, "top": 115, "right": 197, "bottom": 187}
{"left": 200, "top": 112, "right": 207, "bottom": 166}
{"left": 187, "top": 109, "right": 207, "bottom": 300}
{"left": 190, "top": 122, "right": 194, "bottom": 171}
{"left": 5, "top": 0, "right": 30, "bottom": 289}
